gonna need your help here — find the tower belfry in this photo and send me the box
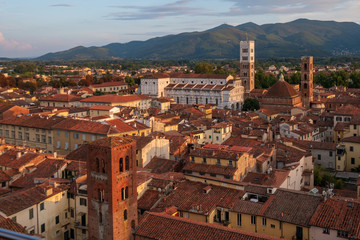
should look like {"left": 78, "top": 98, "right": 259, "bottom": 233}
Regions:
{"left": 240, "top": 40, "right": 255, "bottom": 95}
{"left": 301, "top": 56, "right": 314, "bottom": 109}
{"left": 87, "top": 137, "right": 138, "bottom": 240}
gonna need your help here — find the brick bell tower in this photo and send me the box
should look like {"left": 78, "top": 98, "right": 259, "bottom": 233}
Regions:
{"left": 87, "top": 137, "right": 137, "bottom": 240}
{"left": 301, "top": 56, "right": 314, "bottom": 109}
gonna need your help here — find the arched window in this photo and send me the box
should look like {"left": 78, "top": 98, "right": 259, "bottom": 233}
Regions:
{"left": 121, "top": 188, "right": 125, "bottom": 200}
{"left": 119, "top": 158, "right": 123, "bottom": 172}
{"left": 125, "top": 156, "right": 129, "bottom": 171}
{"left": 304, "top": 74, "right": 307, "bottom": 81}
{"left": 304, "top": 83, "right": 308, "bottom": 89}
{"left": 101, "top": 159, "right": 106, "bottom": 173}
{"left": 96, "top": 158, "right": 100, "bottom": 172}
{"left": 99, "top": 189, "right": 104, "bottom": 202}
{"left": 125, "top": 186, "right": 129, "bottom": 199}
{"left": 124, "top": 209, "right": 127, "bottom": 220}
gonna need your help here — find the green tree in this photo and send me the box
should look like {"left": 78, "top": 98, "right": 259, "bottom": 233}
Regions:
{"left": 349, "top": 71, "right": 360, "bottom": 88}
{"left": 125, "top": 76, "right": 136, "bottom": 86}
{"left": 288, "top": 72, "right": 301, "bottom": 84}
{"left": 255, "top": 69, "right": 277, "bottom": 89}
{"left": 194, "top": 62, "right": 214, "bottom": 74}
{"left": 314, "top": 166, "right": 344, "bottom": 189}
{"left": 242, "top": 98, "right": 260, "bottom": 111}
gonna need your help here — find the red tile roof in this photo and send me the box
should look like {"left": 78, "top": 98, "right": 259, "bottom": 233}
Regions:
{"left": 145, "top": 157, "right": 180, "bottom": 173}
{"left": 0, "top": 150, "right": 45, "bottom": 170}
{"left": 262, "top": 189, "right": 321, "bottom": 227}
{"left": 39, "top": 94, "right": 82, "bottom": 102}
{"left": 90, "top": 81, "right": 127, "bottom": 88}
{"left": 0, "top": 115, "right": 66, "bottom": 130}
{"left": 89, "top": 105, "right": 117, "bottom": 111}
{"left": 0, "top": 183, "right": 67, "bottom": 216}
{"left": 52, "top": 118, "right": 120, "bottom": 135}
{"left": 184, "top": 162, "right": 237, "bottom": 177}
{"left": 190, "top": 147, "right": 241, "bottom": 161}
{"left": 265, "top": 80, "right": 300, "bottom": 98}
{"left": 135, "top": 212, "right": 281, "bottom": 240}
{"left": 80, "top": 94, "right": 151, "bottom": 103}
{"left": 105, "top": 119, "right": 136, "bottom": 133}
{"left": 156, "top": 180, "right": 243, "bottom": 214}
{"left": 138, "top": 190, "right": 161, "bottom": 211}
{"left": 0, "top": 215, "right": 26, "bottom": 234}
{"left": 310, "top": 198, "right": 360, "bottom": 238}
{"left": 169, "top": 73, "right": 230, "bottom": 80}
{"left": 342, "top": 136, "right": 360, "bottom": 144}
{"left": 10, "top": 158, "right": 68, "bottom": 189}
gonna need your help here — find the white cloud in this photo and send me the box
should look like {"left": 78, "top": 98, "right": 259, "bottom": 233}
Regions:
{"left": 0, "top": 32, "right": 32, "bottom": 52}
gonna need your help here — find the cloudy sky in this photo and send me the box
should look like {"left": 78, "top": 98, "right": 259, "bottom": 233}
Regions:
{"left": 0, "top": 0, "right": 359, "bottom": 58}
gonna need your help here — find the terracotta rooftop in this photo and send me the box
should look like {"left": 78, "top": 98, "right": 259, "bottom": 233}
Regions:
{"left": 39, "top": 94, "right": 82, "bottom": 102}
{"left": 105, "top": 119, "right": 136, "bottom": 133}
{"left": 142, "top": 73, "right": 170, "bottom": 79}
{"left": 145, "top": 157, "right": 180, "bottom": 174}
{"left": 90, "top": 81, "right": 127, "bottom": 88}
{"left": 184, "top": 162, "right": 237, "bottom": 177}
{"left": 0, "top": 183, "right": 67, "bottom": 216}
{"left": 52, "top": 118, "right": 120, "bottom": 135}
{"left": 342, "top": 136, "right": 360, "bottom": 144}
{"left": 65, "top": 144, "right": 87, "bottom": 162}
{"left": 190, "top": 148, "right": 242, "bottom": 161}
{"left": 89, "top": 105, "right": 117, "bottom": 111}
{"left": 138, "top": 190, "right": 161, "bottom": 211}
{"left": 135, "top": 212, "right": 281, "bottom": 240}
{"left": 0, "top": 115, "right": 66, "bottom": 130}
{"left": 242, "top": 170, "right": 290, "bottom": 188}
{"left": 264, "top": 80, "right": 300, "bottom": 98}
{"left": 87, "top": 136, "right": 135, "bottom": 148}
{"left": 156, "top": 180, "right": 243, "bottom": 214}
{"left": 0, "top": 215, "right": 26, "bottom": 234}
{"left": 262, "top": 189, "right": 321, "bottom": 227}
{"left": 169, "top": 73, "right": 231, "bottom": 80}
{"left": 0, "top": 151, "right": 45, "bottom": 171}
{"left": 80, "top": 94, "right": 151, "bottom": 103}
{"left": 310, "top": 198, "right": 360, "bottom": 238}
{"left": 10, "top": 158, "right": 68, "bottom": 189}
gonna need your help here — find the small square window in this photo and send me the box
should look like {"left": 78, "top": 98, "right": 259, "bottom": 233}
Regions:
{"left": 40, "top": 202, "right": 45, "bottom": 211}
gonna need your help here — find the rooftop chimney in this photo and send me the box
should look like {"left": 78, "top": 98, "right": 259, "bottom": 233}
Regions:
{"left": 53, "top": 151, "right": 57, "bottom": 159}
{"left": 16, "top": 152, "right": 22, "bottom": 159}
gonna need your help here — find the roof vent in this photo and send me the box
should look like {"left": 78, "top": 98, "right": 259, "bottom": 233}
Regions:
{"left": 203, "top": 186, "right": 212, "bottom": 194}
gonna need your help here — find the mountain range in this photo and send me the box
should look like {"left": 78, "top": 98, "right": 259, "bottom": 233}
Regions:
{"left": 37, "top": 19, "right": 360, "bottom": 61}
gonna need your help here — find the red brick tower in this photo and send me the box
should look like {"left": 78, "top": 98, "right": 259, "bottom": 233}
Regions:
{"left": 87, "top": 137, "right": 137, "bottom": 240}
{"left": 301, "top": 56, "right": 314, "bottom": 109}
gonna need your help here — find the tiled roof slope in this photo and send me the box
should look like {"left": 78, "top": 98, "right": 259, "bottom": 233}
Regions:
{"left": 309, "top": 198, "right": 360, "bottom": 239}
{"left": 265, "top": 80, "right": 299, "bottom": 98}
{"left": 39, "top": 94, "right": 82, "bottom": 102}
{"left": 52, "top": 118, "right": 120, "bottom": 135}
{"left": 0, "top": 215, "right": 26, "bottom": 234}
{"left": 80, "top": 94, "right": 150, "bottom": 103}
{"left": 156, "top": 180, "right": 243, "bottom": 214}
{"left": 0, "top": 183, "right": 67, "bottom": 216}
{"left": 262, "top": 189, "right": 321, "bottom": 227}
{"left": 0, "top": 115, "right": 66, "bottom": 129}
{"left": 135, "top": 212, "right": 282, "bottom": 240}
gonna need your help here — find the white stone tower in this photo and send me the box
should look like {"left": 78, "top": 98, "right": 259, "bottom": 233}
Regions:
{"left": 240, "top": 41, "right": 255, "bottom": 95}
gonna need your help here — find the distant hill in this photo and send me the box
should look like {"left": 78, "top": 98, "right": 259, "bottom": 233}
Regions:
{"left": 37, "top": 19, "right": 360, "bottom": 60}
